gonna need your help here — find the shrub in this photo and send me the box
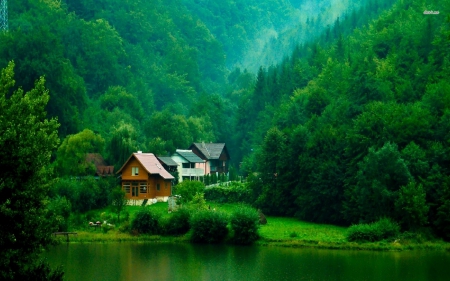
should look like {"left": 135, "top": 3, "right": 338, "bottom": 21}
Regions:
{"left": 173, "top": 180, "right": 205, "bottom": 204}
{"left": 204, "top": 182, "right": 252, "bottom": 203}
{"left": 347, "top": 218, "right": 400, "bottom": 242}
{"left": 189, "top": 193, "right": 208, "bottom": 211}
{"left": 47, "top": 196, "right": 72, "bottom": 232}
{"left": 131, "top": 207, "right": 162, "bottom": 235}
{"left": 164, "top": 208, "right": 191, "bottom": 235}
{"left": 230, "top": 205, "right": 260, "bottom": 245}
{"left": 102, "top": 224, "right": 114, "bottom": 234}
{"left": 118, "top": 221, "right": 131, "bottom": 233}
{"left": 190, "top": 210, "right": 229, "bottom": 243}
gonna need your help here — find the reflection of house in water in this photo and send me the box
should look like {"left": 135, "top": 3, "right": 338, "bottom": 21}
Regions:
{"left": 116, "top": 152, "right": 174, "bottom": 205}
{"left": 85, "top": 153, "right": 114, "bottom": 177}
{"left": 170, "top": 149, "right": 205, "bottom": 182}
{"left": 189, "top": 143, "right": 230, "bottom": 175}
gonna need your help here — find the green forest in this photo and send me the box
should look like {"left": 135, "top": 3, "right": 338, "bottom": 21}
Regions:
{"left": 1, "top": 0, "right": 450, "bottom": 278}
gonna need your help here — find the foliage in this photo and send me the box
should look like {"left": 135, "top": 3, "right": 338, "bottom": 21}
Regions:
{"left": 110, "top": 187, "right": 127, "bottom": 223}
{"left": 173, "top": 181, "right": 205, "bottom": 204}
{"left": 347, "top": 218, "right": 400, "bottom": 242}
{"left": 204, "top": 182, "right": 252, "bottom": 204}
{"left": 190, "top": 210, "right": 229, "bottom": 243}
{"left": 189, "top": 192, "right": 208, "bottom": 211}
{"left": 395, "top": 182, "right": 429, "bottom": 230}
{"left": 164, "top": 208, "right": 191, "bottom": 235}
{"left": 131, "top": 207, "right": 162, "bottom": 235}
{"left": 349, "top": 142, "right": 412, "bottom": 223}
{"left": 230, "top": 205, "right": 260, "bottom": 245}
{"left": 0, "top": 62, "right": 62, "bottom": 280}
{"left": 108, "top": 122, "right": 138, "bottom": 169}
{"left": 51, "top": 177, "right": 116, "bottom": 214}
{"left": 55, "top": 129, "right": 105, "bottom": 176}
{"left": 46, "top": 197, "right": 72, "bottom": 232}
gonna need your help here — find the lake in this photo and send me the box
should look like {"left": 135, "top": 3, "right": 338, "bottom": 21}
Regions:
{"left": 45, "top": 243, "right": 450, "bottom": 281}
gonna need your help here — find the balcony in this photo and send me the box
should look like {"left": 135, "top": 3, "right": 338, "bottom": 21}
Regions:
{"left": 181, "top": 168, "right": 205, "bottom": 177}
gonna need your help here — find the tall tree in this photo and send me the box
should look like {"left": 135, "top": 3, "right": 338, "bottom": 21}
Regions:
{"left": 0, "top": 62, "right": 63, "bottom": 280}
{"left": 55, "top": 129, "right": 105, "bottom": 176}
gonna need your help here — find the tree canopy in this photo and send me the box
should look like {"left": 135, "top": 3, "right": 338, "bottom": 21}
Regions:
{"left": 0, "top": 61, "right": 63, "bottom": 280}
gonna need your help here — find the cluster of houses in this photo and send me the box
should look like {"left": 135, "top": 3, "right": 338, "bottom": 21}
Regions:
{"left": 89, "top": 142, "right": 230, "bottom": 205}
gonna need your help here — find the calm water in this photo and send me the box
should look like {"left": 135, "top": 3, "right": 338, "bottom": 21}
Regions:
{"left": 45, "top": 243, "right": 450, "bottom": 281}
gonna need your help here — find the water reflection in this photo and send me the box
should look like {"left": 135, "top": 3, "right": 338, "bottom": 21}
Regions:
{"left": 45, "top": 243, "right": 450, "bottom": 281}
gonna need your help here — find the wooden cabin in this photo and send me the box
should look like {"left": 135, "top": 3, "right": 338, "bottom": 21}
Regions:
{"left": 116, "top": 152, "right": 174, "bottom": 204}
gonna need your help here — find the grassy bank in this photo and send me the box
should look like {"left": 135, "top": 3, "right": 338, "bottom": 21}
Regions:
{"left": 57, "top": 202, "right": 450, "bottom": 251}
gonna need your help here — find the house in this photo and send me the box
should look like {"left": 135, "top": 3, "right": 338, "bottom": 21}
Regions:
{"left": 157, "top": 156, "right": 178, "bottom": 173}
{"left": 189, "top": 143, "right": 230, "bottom": 175}
{"left": 171, "top": 149, "right": 205, "bottom": 182}
{"left": 85, "top": 153, "right": 114, "bottom": 177}
{"left": 116, "top": 152, "right": 174, "bottom": 204}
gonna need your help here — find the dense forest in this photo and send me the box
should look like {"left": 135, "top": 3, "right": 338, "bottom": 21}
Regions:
{"left": 1, "top": 0, "right": 450, "bottom": 271}
{"left": 2, "top": 0, "right": 450, "bottom": 279}
{"left": 240, "top": 0, "right": 450, "bottom": 239}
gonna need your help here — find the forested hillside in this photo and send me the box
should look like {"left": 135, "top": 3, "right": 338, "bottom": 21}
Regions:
{"left": 238, "top": 0, "right": 450, "bottom": 238}
{"left": 0, "top": 0, "right": 358, "bottom": 170}
{"left": 1, "top": 0, "right": 449, "bottom": 239}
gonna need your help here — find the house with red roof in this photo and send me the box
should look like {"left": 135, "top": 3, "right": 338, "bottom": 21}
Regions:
{"left": 116, "top": 152, "right": 174, "bottom": 204}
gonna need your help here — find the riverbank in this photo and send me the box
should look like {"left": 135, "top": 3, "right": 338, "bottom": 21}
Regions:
{"left": 55, "top": 203, "right": 450, "bottom": 251}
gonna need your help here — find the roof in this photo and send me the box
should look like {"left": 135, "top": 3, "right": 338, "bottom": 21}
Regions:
{"left": 86, "top": 153, "right": 114, "bottom": 176}
{"left": 190, "top": 143, "right": 227, "bottom": 160}
{"left": 116, "top": 153, "right": 174, "bottom": 180}
{"left": 175, "top": 149, "right": 204, "bottom": 163}
{"left": 96, "top": 166, "right": 115, "bottom": 176}
{"left": 157, "top": 156, "right": 178, "bottom": 167}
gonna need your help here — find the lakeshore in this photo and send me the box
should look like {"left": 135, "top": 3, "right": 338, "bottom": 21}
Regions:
{"left": 53, "top": 203, "right": 450, "bottom": 252}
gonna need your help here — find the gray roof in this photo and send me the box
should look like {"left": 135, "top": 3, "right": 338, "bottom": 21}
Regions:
{"left": 157, "top": 156, "right": 178, "bottom": 167}
{"left": 190, "top": 143, "right": 227, "bottom": 160}
{"left": 175, "top": 150, "right": 204, "bottom": 163}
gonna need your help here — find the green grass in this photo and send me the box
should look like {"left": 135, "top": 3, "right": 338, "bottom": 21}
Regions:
{"left": 258, "top": 217, "right": 347, "bottom": 243}
{"left": 63, "top": 202, "right": 450, "bottom": 251}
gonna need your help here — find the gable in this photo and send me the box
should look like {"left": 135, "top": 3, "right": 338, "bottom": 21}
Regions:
{"left": 190, "top": 143, "right": 229, "bottom": 160}
{"left": 117, "top": 153, "right": 174, "bottom": 180}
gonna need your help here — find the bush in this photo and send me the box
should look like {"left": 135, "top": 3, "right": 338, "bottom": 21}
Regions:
{"left": 204, "top": 182, "right": 252, "bottom": 203}
{"left": 173, "top": 180, "right": 205, "bottom": 204}
{"left": 164, "top": 208, "right": 191, "bottom": 235}
{"left": 189, "top": 193, "right": 208, "bottom": 211}
{"left": 230, "top": 205, "right": 260, "bottom": 244}
{"left": 47, "top": 196, "right": 72, "bottom": 232}
{"left": 131, "top": 207, "right": 162, "bottom": 235}
{"left": 118, "top": 221, "right": 131, "bottom": 233}
{"left": 102, "top": 224, "right": 114, "bottom": 234}
{"left": 347, "top": 218, "right": 400, "bottom": 242}
{"left": 190, "top": 210, "right": 229, "bottom": 243}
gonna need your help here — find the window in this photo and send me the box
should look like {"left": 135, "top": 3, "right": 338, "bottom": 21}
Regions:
{"left": 123, "top": 182, "right": 131, "bottom": 193}
{"left": 132, "top": 167, "right": 139, "bottom": 176}
{"left": 140, "top": 182, "right": 147, "bottom": 193}
{"left": 156, "top": 183, "right": 160, "bottom": 191}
